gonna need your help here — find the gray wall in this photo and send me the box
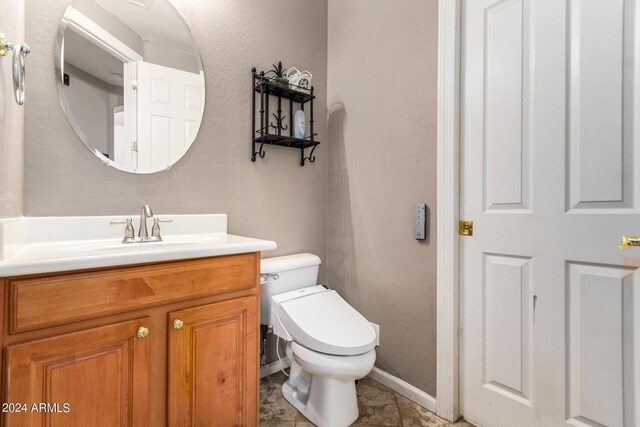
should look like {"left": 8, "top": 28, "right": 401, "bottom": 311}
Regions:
{"left": 25, "top": 0, "right": 440, "bottom": 395}
{"left": 0, "top": 0, "right": 25, "bottom": 218}
{"left": 25, "top": 0, "right": 328, "bottom": 270}
{"left": 61, "top": 63, "right": 122, "bottom": 158}
{"left": 327, "top": 0, "right": 439, "bottom": 395}
{"left": 143, "top": 40, "right": 200, "bottom": 74}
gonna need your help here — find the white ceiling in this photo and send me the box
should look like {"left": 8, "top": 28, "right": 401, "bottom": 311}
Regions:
{"left": 94, "top": 0, "right": 195, "bottom": 53}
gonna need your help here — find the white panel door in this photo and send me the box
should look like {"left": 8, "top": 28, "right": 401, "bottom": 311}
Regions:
{"left": 135, "top": 60, "right": 204, "bottom": 172}
{"left": 461, "top": 0, "right": 640, "bottom": 426}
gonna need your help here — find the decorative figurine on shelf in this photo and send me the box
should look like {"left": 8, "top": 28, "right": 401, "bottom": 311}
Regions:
{"left": 266, "top": 61, "right": 288, "bottom": 86}
{"left": 286, "top": 67, "right": 313, "bottom": 90}
{"left": 294, "top": 110, "right": 306, "bottom": 139}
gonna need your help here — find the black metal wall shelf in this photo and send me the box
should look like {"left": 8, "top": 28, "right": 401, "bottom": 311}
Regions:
{"left": 254, "top": 134, "right": 319, "bottom": 149}
{"left": 254, "top": 79, "right": 314, "bottom": 104}
{"left": 251, "top": 63, "right": 319, "bottom": 166}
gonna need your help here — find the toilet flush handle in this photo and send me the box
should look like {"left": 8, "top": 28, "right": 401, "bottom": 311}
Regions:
{"left": 260, "top": 273, "right": 279, "bottom": 284}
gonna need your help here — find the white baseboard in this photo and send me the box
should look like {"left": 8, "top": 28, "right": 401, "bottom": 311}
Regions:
{"left": 260, "top": 357, "right": 290, "bottom": 379}
{"left": 368, "top": 367, "right": 437, "bottom": 414}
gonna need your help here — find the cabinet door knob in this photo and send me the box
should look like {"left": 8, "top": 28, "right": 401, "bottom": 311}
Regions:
{"left": 173, "top": 319, "right": 184, "bottom": 330}
{"left": 137, "top": 326, "right": 149, "bottom": 338}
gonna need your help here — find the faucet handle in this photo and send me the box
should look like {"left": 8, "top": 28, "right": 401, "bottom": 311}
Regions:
{"left": 122, "top": 218, "right": 137, "bottom": 243}
{"left": 151, "top": 218, "right": 162, "bottom": 240}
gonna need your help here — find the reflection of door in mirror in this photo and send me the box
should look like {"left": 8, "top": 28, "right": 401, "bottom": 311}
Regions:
{"left": 135, "top": 61, "right": 204, "bottom": 172}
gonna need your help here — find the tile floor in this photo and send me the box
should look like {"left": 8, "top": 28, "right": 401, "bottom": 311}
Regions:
{"left": 260, "top": 371, "right": 475, "bottom": 427}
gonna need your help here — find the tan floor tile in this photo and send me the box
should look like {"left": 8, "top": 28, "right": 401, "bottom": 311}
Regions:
{"left": 260, "top": 422, "right": 296, "bottom": 427}
{"left": 260, "top": 372, "right": 307, "bottom": 423}
{"left": 260, "top": 372, "right": 475, "bottom": 427}
{"left": 354, "top": 377, "right": 402, "bottom": 426}
{"left": 395, "top": 394, "right": 449, "bottom": 427}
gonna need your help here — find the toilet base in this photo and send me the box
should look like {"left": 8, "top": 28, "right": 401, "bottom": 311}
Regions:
{"left": 280, "top": 342, "right": 374, "bottom": 427}
{"left": 282, "top": 374, "right": 359, "bottom": 427}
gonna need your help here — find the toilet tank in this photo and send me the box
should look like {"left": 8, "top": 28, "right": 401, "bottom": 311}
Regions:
{"left": 260, "top": 253, "right": 321, "bottom": 325}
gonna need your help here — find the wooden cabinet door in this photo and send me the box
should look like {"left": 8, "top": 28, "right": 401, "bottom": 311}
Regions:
{"left": 168, "top": 296, "right": 258, "bottom": 427}
{"left": 4, "top": 318, "right": 150, "bottom": 427}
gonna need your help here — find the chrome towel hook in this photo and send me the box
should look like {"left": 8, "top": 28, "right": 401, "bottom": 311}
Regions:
{"left": 0, "top": 33, "right": 31, "bottom": 106}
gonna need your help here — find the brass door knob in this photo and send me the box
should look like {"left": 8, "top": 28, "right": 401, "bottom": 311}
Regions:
{"left": 619, "top": 235, "right": 640, "bottom": 251}
{"left": 137, "top": 326, "right": 149, "bottom": 338}
{"left": 173, "top": 319, "right": 184, "bottom": 330}
{"left": 0, "top": 34, "right": 7, "bottom": 57}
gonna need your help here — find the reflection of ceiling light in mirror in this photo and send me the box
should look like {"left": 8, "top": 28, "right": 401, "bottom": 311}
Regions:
{"left": 121, "top": 0, "right": 154, "bottom": 9}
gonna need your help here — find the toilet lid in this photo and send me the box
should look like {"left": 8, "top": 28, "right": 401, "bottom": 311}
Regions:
{"left": 277, "top": 290, "right": 377, "bottom": 356}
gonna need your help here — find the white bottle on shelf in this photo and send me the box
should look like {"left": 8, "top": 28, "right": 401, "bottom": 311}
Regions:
{"left": 294, "top": 110, "right": 305, "bottom": 139}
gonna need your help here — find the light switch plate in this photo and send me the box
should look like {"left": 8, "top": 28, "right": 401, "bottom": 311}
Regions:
{"left": 414, "top": 203, "right": 427, "bottom": 240}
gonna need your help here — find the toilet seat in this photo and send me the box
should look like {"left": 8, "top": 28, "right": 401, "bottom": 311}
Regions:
{"left": 290, "top": 341, "right": 376, "bottom": 378}
{"left": 277, "top": 289, "right": 377, "bottom": 356}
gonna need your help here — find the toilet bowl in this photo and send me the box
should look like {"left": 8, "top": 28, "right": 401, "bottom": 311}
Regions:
{"left": 283, "top": 341, "right": 376, "bottom": 426}
{"left": 260, "top": 254, "right": 378, "bottom": 427}
{"left": 290, "top": 341, "right": 376, "bottom": 379}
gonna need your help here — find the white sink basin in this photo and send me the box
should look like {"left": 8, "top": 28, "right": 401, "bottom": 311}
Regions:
{"left": 0, "top": 214, "right": 277, "bottom": 276}
{"left": 67, "top": 240, "right": 202, "bottom": 254}
{"left": 66, "top": 235, "right": 225, "bottom": 254}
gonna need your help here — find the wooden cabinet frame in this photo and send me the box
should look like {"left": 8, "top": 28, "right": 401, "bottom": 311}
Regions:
{"left": 0, "top": 253, "right": 261, "bottom": 427}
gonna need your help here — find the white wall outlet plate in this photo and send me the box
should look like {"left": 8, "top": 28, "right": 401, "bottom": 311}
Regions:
{"left": 414, "top": 203, "right": 427, "bottom": 240}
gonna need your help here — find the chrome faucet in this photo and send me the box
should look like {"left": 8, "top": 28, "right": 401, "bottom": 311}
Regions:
{"left": 138, "top": 205, "right": 153, "bottom": 240}
{"left": 138, "top": 205, "right": 161, "bottom": 242}
{"left": 115, "top": 205, "right": 164, "bottom": 243}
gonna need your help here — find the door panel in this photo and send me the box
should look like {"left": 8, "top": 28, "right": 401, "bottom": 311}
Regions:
{"left": 461, "top": 1, "right": 538, "bottom": 424}
{"left": 461, "top": 0, "right": 640, "bottom": 426}
{"left": 135, "top": 61, "right": 204, "bottom": 172}
{"left": 483, "top": 254, "right": 532, "bottom": 403}
{"left": 168, "top": 296, "right": 258, "bottom": 427}
{"left": 567, "top": 263, "right": 638, "bottom": 427}
{"left": 4, "top": 318, "right": 150, "bottom": 427}
{"left": 567, "top": 0, "right": 629, "bottom": 209}
{"left": 484, "top": 0, "right": 529, "bottom": 212}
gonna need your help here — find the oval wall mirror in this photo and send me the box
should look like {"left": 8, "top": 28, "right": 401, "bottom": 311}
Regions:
{"left": 55, "top": 0, "right": 205, "bottom": 174}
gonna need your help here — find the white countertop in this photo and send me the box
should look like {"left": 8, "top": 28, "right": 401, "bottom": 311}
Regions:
{"left": 0, "top": 215, "right": 277, "bottom": 276}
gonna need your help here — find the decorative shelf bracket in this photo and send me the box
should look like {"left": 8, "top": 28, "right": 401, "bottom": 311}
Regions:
{"left": 301, "top": 143, "right": 318, "bottom": 166}
{"left": 251, "top": 139, "right": 266, "bottom": 161}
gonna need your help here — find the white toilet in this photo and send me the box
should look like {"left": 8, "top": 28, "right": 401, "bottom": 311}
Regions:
{"left": 261, "top": 253, "right": 377, "bottom": 427}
